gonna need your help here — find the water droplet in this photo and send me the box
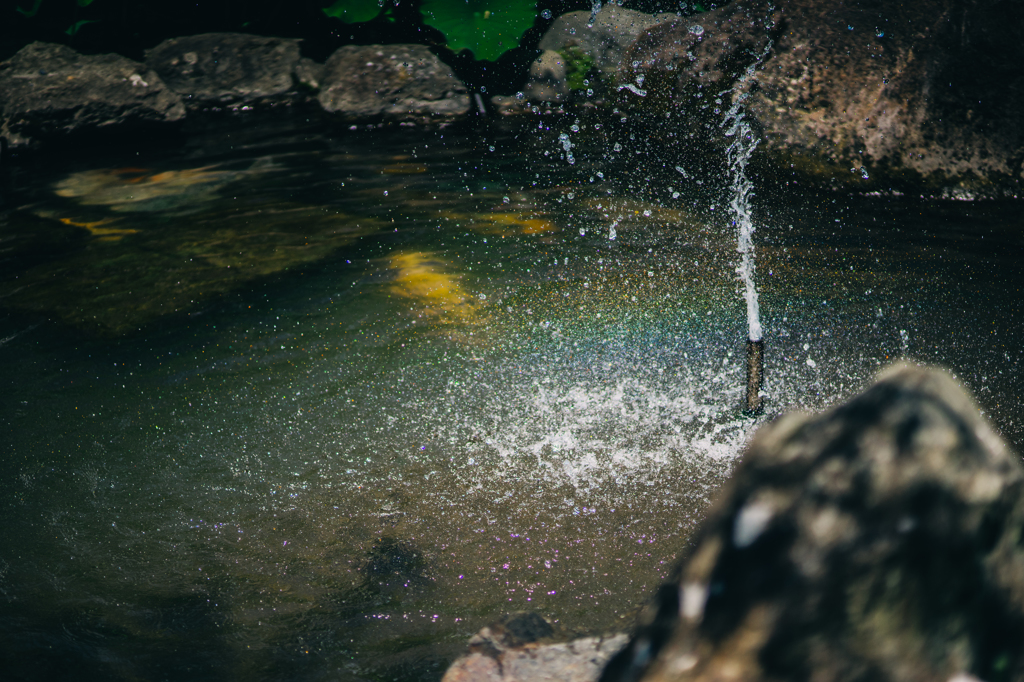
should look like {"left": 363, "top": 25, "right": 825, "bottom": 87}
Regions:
{"left": 503, "top": 196, "right": 510, "bottom": 203}
{"left": 613, "top": 142, "right": 622, "bottom": 152}
{"left": 570, "top": 124, "right": 580, "bottom": 132}
{"left": 541, "top": 9, "right": 552, "bottom": 18}
{"left": 688, "top": 24, "right": 704, "bottom": 36}
{"left": 643, "top": 209, "right": 651, "bottom": 216}
{"left": 847, "top": 24, "right": 854, "bottom": 30}
{"left": 383, "top": 190, "right": 388, "bottom": 196}
{"left": 875, "top": 28, "right": 884, "bottom": 37}
{"left": 478, "top": 293, "right": 487, "bottom": 300}
{"left": 802, "top": 343, "right": 810, "bottom": 351}
{"left": 480, "top": 86, "right": 487, "bottom": 93}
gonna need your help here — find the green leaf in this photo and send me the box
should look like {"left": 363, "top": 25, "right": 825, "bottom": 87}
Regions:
{"left": 15, "top": 0, "right": 44, "bottom": 18}
{"left": 421, "top": 0, "right": 537, "bottom": 62}
{"left": 322, "top": 0, "right": 384, "bottom": 24}
{"left": 65, "top": 19, "right": 99, "bottom": 35}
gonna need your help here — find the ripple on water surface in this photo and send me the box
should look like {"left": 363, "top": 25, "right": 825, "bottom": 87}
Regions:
{"left": 0, "top": 123, "right": 1021, "bottom": 681}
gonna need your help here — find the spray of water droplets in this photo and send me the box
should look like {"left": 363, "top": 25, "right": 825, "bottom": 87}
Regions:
{"left": 720, "top": 37, "right": 773, "bottom": 342}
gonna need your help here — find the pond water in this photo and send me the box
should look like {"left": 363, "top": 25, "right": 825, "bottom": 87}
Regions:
{"left": 1, "top": 114, "right": 1021, "bottom": 681}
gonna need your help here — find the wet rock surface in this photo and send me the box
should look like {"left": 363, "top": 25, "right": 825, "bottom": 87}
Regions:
{"left": 318, "top": 44, "right": 469, "bottom": 124}
{"left": 599, "top": 364, "right": 1024, "bottom": 682}
{"left": 618, "top": 2, "right": 778, "bottom": 115}
{"left": 538, "top": 7, "right": 665, "bottom": 85}
{"left": 144, "top": 33, "right": 319, "bottom": 108}
{"left": 525, "top": 50, "right": 569, "bottom": 104}
{"left": 443, "top": 612, "right": 628, "bottom": 682}
{"left": 622, "top": 0, "right": 1024, "bottom": 185}
{"left": 0, "top": 42, "right": 184, "bottom": 147}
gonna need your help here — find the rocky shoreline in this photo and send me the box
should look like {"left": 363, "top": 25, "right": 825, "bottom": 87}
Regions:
{"left": 3, "top": 1, "right": 1022, "bottom": 192}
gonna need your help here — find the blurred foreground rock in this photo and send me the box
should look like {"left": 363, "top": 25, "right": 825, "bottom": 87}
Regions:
{"left": 443, "top": 612, "right": 628, "bottom": 682}
{"left": 0, "top": 42, "right": 184, "bottom": 147}
{"left": 621, "top": 0, "right": 1024, "bottom": 186}
{"left": 601, "top": 364, "right": 1024, "bottom": 682}
{"left": 444, "top": 364, "right": 1024, "bottom": 681}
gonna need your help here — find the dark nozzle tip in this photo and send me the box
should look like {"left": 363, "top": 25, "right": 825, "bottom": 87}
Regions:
{"left": 745, "top": 338, "right": 764, "bottom": 415}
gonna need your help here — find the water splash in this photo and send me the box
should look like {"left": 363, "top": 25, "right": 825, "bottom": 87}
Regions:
{"left": 720, "top": 40, "right": 771, "bottom": 342}
{"left": 721, "top": 90, "right": 761, "bottom": 342}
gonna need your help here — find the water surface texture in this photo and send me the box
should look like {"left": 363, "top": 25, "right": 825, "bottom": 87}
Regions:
{"left": 1, "top": 118, "right": 1021, "bottom": 681}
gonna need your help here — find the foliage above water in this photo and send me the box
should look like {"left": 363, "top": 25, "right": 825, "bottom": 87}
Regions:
{"left": 322, "top": 0, "right": 537, "bottom": 62}
{"left": 322, "top": 0, "right": 387, "bottom": 24}
{"left": 419, "top": 0, "right": 537, "bottom": 62}
{"left": 559, "top": 45, "right": 596, "bottom": 91}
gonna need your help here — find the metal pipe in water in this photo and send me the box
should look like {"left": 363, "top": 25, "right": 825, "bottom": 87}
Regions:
{"left": 745, "top": 338, "right": 764, "bottom": 414}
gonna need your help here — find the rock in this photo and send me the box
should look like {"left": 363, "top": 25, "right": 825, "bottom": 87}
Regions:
{"left": 525, "top": 50, "right": 569, "bottom": 103}
{"left": 491, "top": 95, "right": 525, "bottom": 116}
{"left": 622, "top": 0, "right": 1024, "bottom": 185}
{"left": 145, "top": 33, "right": 317, "bottom": 108}
{"left": 294, "top": 57, "right": 324, "bottom": 92}
{"left": 537, "top": 7, "right": 666, "bottom": 83}
{"left": 617, "top": 2, "right": 779, "bottom": 121}
{"left": 750, "top": 0, "right": 1024, "bottom": 185}
{"left": 0, "top": 42, "right": 185, "bottom": 147}
{"left": 318, "top": 44, "right": 469, "bottom": 125}
{"left": 443, "top": 612, "right": 628, "bottom": 682}
{"left": 600, "top": 364, "right": 1024, "bottom": 682}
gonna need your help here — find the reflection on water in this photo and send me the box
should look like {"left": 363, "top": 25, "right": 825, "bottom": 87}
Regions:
{"left": 0, "top": 119, "right": 1021, "bottom": 681}
{"left": 388, "top": 251, "right": 480, "bottom": 324}
{"left": 53, "top": 164, "right": 250, "bottom": 214}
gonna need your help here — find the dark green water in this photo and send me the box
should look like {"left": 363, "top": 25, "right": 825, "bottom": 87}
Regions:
{"left": 0, "top": 117, "right": 1021, "bottom": 681}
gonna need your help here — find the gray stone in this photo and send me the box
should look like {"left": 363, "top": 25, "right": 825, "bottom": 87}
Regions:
{"left": 537, "top": 7, "right": 665, "bottom": 81}
{"left": 145, "top": 33, "right": 315, "bottom": 107}
{"left": 318, "top": 44, "right": 469, "bottom": 124}
{"left": 600, "top": 364, "right": 1024, "bottom": 682}
{"left": 443, "top": 612, "right": 628, "bottom": 682}
{"left": 0, "top": 42, "right": 184, "bottom": 147}
{"left": 294, "top": 57, "right": 324, "bottom": 92}
{"left": 525, "top": 50, "right": 569, "bottom": 103}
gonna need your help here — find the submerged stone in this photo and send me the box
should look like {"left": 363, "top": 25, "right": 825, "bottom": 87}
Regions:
{"left": 0, "top": 42, "right": 184, "bottom": 148}
{"left": 443, "top": 611, "right": 627, "bottom": 682}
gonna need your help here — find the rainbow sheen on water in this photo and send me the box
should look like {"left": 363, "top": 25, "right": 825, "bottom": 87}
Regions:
{"left": 0, "top": 119, "right": 1021, "bottom": 681}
